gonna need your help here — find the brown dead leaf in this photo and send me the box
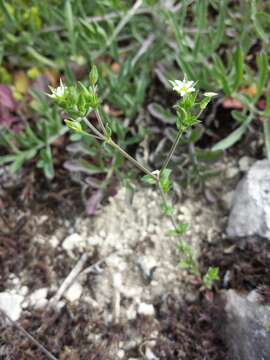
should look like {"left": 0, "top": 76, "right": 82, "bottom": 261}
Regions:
{"left": 240, "top": 84, "right": 257, "bottom": 97}
{"left": 103, "top": 104, "right": 123, "bottom": 116}
{"left": 223, "top": 97, "right": 243, "bottom": 110}
{"left": 44, "top": 69, "right": 59, "bottom": 87}
{"left": 111, "top": 62, "right": 120, "bottom": 74}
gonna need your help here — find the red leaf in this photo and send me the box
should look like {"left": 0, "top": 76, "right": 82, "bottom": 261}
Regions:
{"left": 0, "top": 85, "right": 17, "bottom": 111}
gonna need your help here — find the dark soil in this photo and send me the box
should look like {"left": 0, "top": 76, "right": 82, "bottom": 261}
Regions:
{"left": 0, "top": 172, "right": 247, "bottom": 360}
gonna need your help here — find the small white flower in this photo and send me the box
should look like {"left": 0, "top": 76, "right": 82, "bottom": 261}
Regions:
{"left": 169, "top": 79, "right": 195, "bottom": 97}
{"left": 204, "top": 92, "right": 218, "bottom": 97}
{"left": 48, "top": 79, "right": 67, "bottom": 99}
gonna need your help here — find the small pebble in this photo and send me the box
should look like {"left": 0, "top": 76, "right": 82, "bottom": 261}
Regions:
{"left": 0, "top": 293, "right": 24, "bottom": 321}
{"left": 137, "top": 303, "right": 155, "bottom": 317}
{"left": 64, "top": 282, "right": 83, "bottom": 302}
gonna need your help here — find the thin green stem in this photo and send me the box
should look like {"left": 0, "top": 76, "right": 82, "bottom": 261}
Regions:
{"left": 161, "top": 130, "right": 183, "bottom": 173}
{"left": 95, "top": 108, "right": 107, "bottom": 134}
{"left": 159, "top": 186, "right": 177, "bottom": 228}
{"left": 108, "top": 138, "right": 158, "bottom": 181}
{"left": 83, "top": 117, "right": 104, "bottom": 139}
{"left": 83, "top": 116, "right": 158, "bottom": 182}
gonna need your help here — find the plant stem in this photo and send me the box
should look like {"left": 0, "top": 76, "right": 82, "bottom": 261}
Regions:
{"left": 83, "top": 117, "right": 104, "bottom": 139}
{"left": 161, "top": 129, "right": 183, "bottom": 173}
{"left": 95, "top": 108, "right": 107, "bottom": 134}
{"left": 108, "top": 138, "right": 158, "bottom": 181}
{"left": 83, "top": 117, "right": 158, "bottom": 182}
{"left": 159, "top": 186, "right": 177, "bottom": 228}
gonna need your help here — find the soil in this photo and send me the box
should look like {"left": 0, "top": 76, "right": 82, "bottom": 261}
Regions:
{"left": 1, "top": 151, "right": 267, "bottom": 360}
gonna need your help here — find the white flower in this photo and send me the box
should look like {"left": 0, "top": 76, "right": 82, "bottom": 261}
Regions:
{"left": 204, "top": 92, "right": 218, "bottom": 97}
{"left": 48, "top": 79, "right": 66, "bottom": 99}
{"left": 169, "top": 79, "right": 195, "bottom": 97}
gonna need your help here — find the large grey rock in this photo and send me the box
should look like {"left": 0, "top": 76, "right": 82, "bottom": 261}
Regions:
{"left": 225, "top": 289, "right": 270, "bottom": 360}
{"left": 227, "top": 160, "right": 270, "bottom": 240}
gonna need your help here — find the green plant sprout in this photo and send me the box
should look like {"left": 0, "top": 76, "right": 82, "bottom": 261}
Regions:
{"left": 49, "top": 66, "right": 218, "bottom": 288}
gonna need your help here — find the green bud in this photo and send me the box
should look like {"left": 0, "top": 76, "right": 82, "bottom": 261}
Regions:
{"left": 89, "top": 65, "right": 99, "bottom": 86}
{"left": 200, "top": 92, "right": 218, "bottom": 110}
{"left": 64, "top": 119, "right": 82, "bottom": 132}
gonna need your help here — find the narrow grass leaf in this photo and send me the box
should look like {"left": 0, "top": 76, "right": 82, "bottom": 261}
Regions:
{"left": 233, "top": 47, "right": 244, "bottom": 91}
{"left": 212, "top": 115, "right": 253, "bottom": 151}
{"left": 256, "top": 51, "right": 268, "bottom": 100}
{"left": 263, "top": 118, "right": 270, "bottom": 161}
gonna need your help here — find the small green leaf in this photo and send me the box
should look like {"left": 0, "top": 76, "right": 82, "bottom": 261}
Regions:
{"left": 203, "top": 267, "right": 219, "bottom": 289}
{"left": 89, "top": 65, "right": 99, "bottom": 86}
{"left": 142, "top": 174, "right": 157, "bottom": 185}
{"left": 168, "top": 223, "right": 189, "bottom": 236}
{"left": 159, "top": 168, "right": 172, "bottom": 193}
{"left": 160, "top": 203, "right": 174, "bottom": 216}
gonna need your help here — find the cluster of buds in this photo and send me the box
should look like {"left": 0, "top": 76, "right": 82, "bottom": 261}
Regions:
{"left": 48, "top": 67, "right": 99, "bottom": 119}
{"left": 169, "top": 79, "right": 217, "bottom": 132}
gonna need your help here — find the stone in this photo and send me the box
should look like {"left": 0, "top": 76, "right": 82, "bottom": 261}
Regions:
{"left": 227, "top": 160, "right": 270, "bottom": 240}
{"left": 0, "top": 293, "right": 24, "bottom": 321}
{"left": 239, "top": 156, "right": 253, "bottom": 172}
{"left": 27, "top": 288, "right": 48, "bottom": 309}
{"left": 137, "top": 303, "right": 155, "bottom": 317}
{"left": 117, "top": 350, "right": 125, "bottom": 359}
{"left": 64, "top": 282, "right": 83, "bottom": 302}
{"left": 225, "top": 289, "right": 270, "bottom": 360}
{"left": 226, "top": 167, "right": 239, "bottom": 179}
{"left": 145, "top": 348, "right": 158, "bottom": 360}
{"left": 62, "top": 233, "right": 84, "bottom": 256}
{"left": 221, "top": 191, "right": 234, "bottom": 211}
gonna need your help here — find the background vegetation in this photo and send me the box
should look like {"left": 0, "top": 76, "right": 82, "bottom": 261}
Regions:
{"left": 0, "top": 0, "right": 269, "bottom": 209}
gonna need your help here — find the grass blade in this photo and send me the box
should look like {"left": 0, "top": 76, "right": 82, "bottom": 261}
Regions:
{"left": 263, "top": 118, "right": 270, "bottom": 160}
{"left": 212, "top": 115, "right": 253, "bottom": 151}
{"left": 233, "top": 47, "right": 244, "bottom": 92}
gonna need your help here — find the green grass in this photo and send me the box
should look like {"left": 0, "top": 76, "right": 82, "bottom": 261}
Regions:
{"left": 0, "top": 0, "right": 269, "bottom": 181}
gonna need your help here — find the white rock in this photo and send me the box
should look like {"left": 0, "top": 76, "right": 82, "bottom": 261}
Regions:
{"left": 227, "top": 160, "right": 270, "bottom": 240}
{"left": 49, "top": 235, "right": 59, "bottom": 248}
{"left": 64, "top": 282, "right": 83, "bottom": 302}
{"left": 113, "top": 273, "right": 122, "bottom": 290}
{"left": 0, "top": 293, "right": 24, "bottom": 321}
{"left": 221, "top": 191, "right": 235, "bottom": 210}
{"left": 126, "top": 304, "right": 137, "bottom": 321}
{"left": 28, "top": 288, "right": 48, "bottom": 309}
{"left": 239, "top": 156, "right": 253, "bottom": 172}
{"left": 117, "top": 350, "right": 125, "bottom": 359}
{"left": 145, "top": 348, "right": 159, "bottom": 360}
{"left": 62, "top": 233, "right": 84, "bottom": 254}
{"left": 226, "top": 167, "right": 239, "bottom": 179}
{"left": 137, "top": 303, "right": 155, "bottom": 317}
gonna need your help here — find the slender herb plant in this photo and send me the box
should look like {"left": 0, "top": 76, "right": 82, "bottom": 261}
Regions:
{"left": 48, "top": 66, "right": 219, "bottom": 289}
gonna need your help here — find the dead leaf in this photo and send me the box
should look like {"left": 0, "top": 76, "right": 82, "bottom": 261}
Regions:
{"left": 44, "top": 69, "right": 59, "bottom": 87}
{"left": 0, "top": 85, "right": 17, "bottom": 111}
{"left": 240, "top": 84, "right": 257, "bottom": 97}
{"left": 111, "top": 62, "right": 120, "bottom": 74}
{"left": 14, "top": 71, "right": 29, "bottom": 94}
{"left": 223, "top": 97, "right": 243, "bottom": 110}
